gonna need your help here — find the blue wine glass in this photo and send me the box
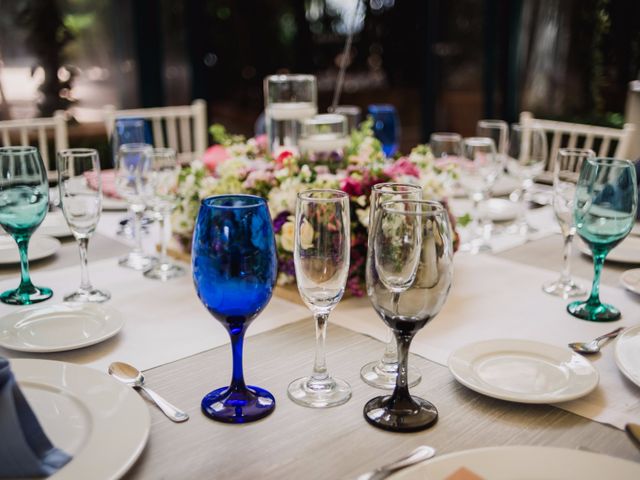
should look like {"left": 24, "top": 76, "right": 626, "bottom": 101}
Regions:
{"left": 568, "top": 157, "right": 638, "bottom": 321}
{"left": 368, "top": 104, "right": 400, "bottom": 157}
{"left": 111, "top": 117, "right": 152, "bottom": 165}
{"left": 192, "top": 194, "right": 277, "bottom": 423}
{"left": 0, "top": 147, "right": 52, "bottom": 305}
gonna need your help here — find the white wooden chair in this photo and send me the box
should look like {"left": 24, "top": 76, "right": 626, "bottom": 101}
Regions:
{"left": 103, "top": 99, "right": 207, "bottom": 163}
{"left": 520, "top": 111, "right": 635, "bottom": 174}
{"left": 0, "top": 110, "right": 69, "bottom": 179}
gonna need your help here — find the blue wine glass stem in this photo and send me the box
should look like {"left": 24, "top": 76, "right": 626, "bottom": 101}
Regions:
{"left": 587, "top": 250, "right": 606, "bottom": 307}
{"left": 16, "top": 235, "right": 34, "bottom": 292}
{"left": 230, "top": 326, "right": 247, "bottom": 391}
{"left": 388, "top": 331, "right": 416, "bottom": 410}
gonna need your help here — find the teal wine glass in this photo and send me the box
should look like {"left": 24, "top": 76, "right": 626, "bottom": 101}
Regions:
{"left": 0, "top": 147, "right": 52, "bottom": 305}
{"left": 568, "top": 157, "right": 638, "bottom": 321}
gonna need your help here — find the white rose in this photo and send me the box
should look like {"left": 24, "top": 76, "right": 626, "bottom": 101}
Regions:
{"left": 299, "top": 219, "right": 314, "bottom": 249}
{"left": 280, "top": 221, "right": 295, "bottom": 252}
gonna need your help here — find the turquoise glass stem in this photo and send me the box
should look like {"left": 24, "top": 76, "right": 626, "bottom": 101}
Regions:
{"left": 16, "top": 235, "right": 36, "bottom": 295}
{"left": 585, "top": 248, "right": 607, "bottom": 309}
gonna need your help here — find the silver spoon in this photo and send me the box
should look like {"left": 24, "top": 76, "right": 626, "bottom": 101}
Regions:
{"left": 109, "top": 361, "right": 189, "bottom": 423}
{"left": 568, "top": 326, "right": 625, "bottom": 354}
{"left": 357, "top": 445, "right": 436, "bottom": 480}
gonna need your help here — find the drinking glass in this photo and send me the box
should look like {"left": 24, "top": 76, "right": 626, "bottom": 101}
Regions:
{"left": 361, "top": 182, "right": 422, "bottom": 389}
{"left": 507, "top": 124, "right": 547, "bottom": 235}
{"left": 459, "top": 137, "right": 501, "bottom": 253}
{"left": 429, "top": 132, "right": 463, "bottom": 161}
{"left": 542, "top": 148, "right": 594, "bottom": 298}
{"left": 567, "top": 157, "right": 637, "bottom": 321}
{"left": 477, "top": 119, "right": 508, "bottom": 157}
{"left": 143, "top": 148, "right": 185, "bottom": 281}
{"left": 57, "top": 149, "right": 110, "bottom": 302}
{"left": 193, "top": 195, "right": 277, "bottom": 423}
{"left": 287, "top": 189, "right": 351, "bottom": 408}
{"left": 368, "top": 104, "right": 400, "bottom": 157}
{"left": 114, "top": 143, "right": 156, "bottom": 270}
{"left": 364, "top": 200, "right": 454, "bottom": 432}
{"left": 0, "top": 146, "right": 52, "bottom": 305}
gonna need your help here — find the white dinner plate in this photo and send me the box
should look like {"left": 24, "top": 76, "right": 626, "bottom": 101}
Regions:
{"left": 478, "top": 198, "right": 519, "bottom": 222}
{"left": 620, "top": 268, "right": 640, "bottom": 295}
{"left": 39, "top": 210, "right": 73, "bottom": 238}
{"left": 577, "top": 236, "right": 640, "bottom": 265}
{"left": 390, "top": 446, "right": 640, "bottom": 480}
{"left": 0, "top": 234, "right": 61, "bottom": 265}
{"left": 448, "top": 339, "right": 599, "bottom": 403}
{"left": 614, "top": 324, "right": 640, "bottom": 388}
{"left": 0, "top": 303, "right": 124, "bottom": 353}
{"left": 12, "top": 359, "right": 149, "bottom": 480}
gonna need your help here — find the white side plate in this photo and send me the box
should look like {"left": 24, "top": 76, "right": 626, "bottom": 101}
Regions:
{"left": 448, "top": 339, "right": 599, "bottom": 403}
{"left": 0, "top": 303, "right": 124, "bottom": 353}
{"left": 39, "top": 210, "right": 73, "bottom": 238}
{"left": 614, "top": 325, "right": 640, "bottom": 388}
{"left": 0, "top": 234, "right": 61, "bottom": 265}
{"left": 578, "top": 236, "right": 640, "bottom": 265}
{"left": 12, "top": 359, "right": 149, "bottom": 480}
{"left": 620, "top": 268, "right": 640, "bottom": 295}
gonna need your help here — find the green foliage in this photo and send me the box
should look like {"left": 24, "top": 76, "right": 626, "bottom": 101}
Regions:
{"left": 209, "top": 123, "right": 245, "bottom": 146}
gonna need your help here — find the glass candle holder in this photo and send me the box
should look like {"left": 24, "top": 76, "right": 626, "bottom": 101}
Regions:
{"left": 299, "top": 114, "right": 349, "bottom": 163}
{"left": 332, "top": 105, "right": 361, "bottom": 132}
{"left": 264, "top": 74, "right": 317, "bottom": 154}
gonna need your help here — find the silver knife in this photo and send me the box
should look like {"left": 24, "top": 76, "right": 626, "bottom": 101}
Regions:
{"left": 357, "top": 446, "right": 436, "bottom": 480}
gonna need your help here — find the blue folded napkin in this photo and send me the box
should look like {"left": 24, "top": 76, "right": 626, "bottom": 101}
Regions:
{"left": 0, "top": 357, "right": 72, "bottom": 478}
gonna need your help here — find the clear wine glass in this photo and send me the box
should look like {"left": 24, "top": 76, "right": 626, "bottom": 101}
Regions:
{"left": 506, "top": 123, "right": 547, "bottom": 236}
{"left": 567, "top": 157, "right": 638, "bottom": 321}
{"left": 364, "top": 199, "right": 454, "bottom": 432}
{"left": 542, "top": 148, "right": 593, "bottom": 298}
{"left": 193, "top": 195, "right": 277, "bottom": 422}
{"left": 361, "top": 182, "right": 422, "bottom": 390}
{"left": 57, "top": 148, "right": 110, "bottom": 302}
{"left": 143, "top": 148, "right": 185, "bottom": 281}
{"left": 429, "top": 132, "right": 463, "bottom": 160}
{"left": 288, "top": 189, "right": 351, "bottom": 408}
{"left": 460, "top": 137, "right": 501, "bottom": 253}
{"left": 114, "top": 143, "right": 157, "bottom": 271}
{"left": 0, "top": 146, "right": 52, "bottom": 305}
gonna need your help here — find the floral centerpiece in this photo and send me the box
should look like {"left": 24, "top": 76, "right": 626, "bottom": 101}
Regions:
{"left": 171, "top": 119, "right": 460, "bottom": 297}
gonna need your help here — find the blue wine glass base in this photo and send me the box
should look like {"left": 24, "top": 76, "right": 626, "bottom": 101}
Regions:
{"left": 567, "top": 300, "right": 621, "bottom": 322}
{"left": 363, "top": 394, "right": 438, "bottom": 433}
{"left": 0, "top": 285, "right": 52, "bottom": 306}
{"left": 201, "top": 385, "right": 275, "bottom": 423}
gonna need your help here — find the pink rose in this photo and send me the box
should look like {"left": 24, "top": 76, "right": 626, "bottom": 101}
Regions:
{"left": 202, "top": 145, "right": 229, "bottom": 173}
{"left": 384, "top": 157, "right": 421, "bottom": 179}
{"left": 254, "top": 134, "right": 268, "bottom": 151}
{"left": 340, "top": 176, "right": 363, "bottom": 197}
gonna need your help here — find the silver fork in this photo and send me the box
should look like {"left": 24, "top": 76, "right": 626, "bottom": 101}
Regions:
{"left": 357, "top": 446, "right": 437, "bottom": 480}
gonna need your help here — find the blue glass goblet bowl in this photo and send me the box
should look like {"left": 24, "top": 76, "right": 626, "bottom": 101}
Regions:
{"left": 368, "top": 104, "right": 400, "bottom": 157}
{"left": 192, "top": 194, "right": 277, "bottom": 423}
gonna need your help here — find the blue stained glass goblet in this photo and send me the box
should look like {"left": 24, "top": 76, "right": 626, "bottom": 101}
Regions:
{"left": 192, "top": 194, "right": 277, "bottom": 423}
{"left": 368, "top": 104, "right": 400, "bottom": 157}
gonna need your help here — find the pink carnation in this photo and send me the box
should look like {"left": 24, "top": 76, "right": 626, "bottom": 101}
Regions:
{"left": 340, "top": 176, "right": 364, "bottom": 197}
{"left": 254, "top": 134, "right": 268, "bottom": 151}
{"left": 384, "top": 157, "right": 421, "bottom": 179}
{"left": 202, "top": 145, "right": 229, "bottom": 173}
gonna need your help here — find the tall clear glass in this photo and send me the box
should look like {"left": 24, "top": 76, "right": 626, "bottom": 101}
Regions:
{"left": 57, "top": 149, "right": 110, "bottom": 302}
{"left": 264, "top": 74, "right": 317, "bottom": 154}
{"left": 364, "top": 200, "right": 454, "bottom": 432}
{"left": 361, "top": 183, "right": 422, "bottom": 390}
{"left": 507, "top": 124, "right": 547, "bottom": 236}
{"left": 143, "top": 148, "right": 185, "bottom": 281}
{"left": 459, "top": 137, "right": 501, "bottom": 253}
{"left": 542, "top": 148, "right": 594, "bottom": 298}
{"left": 567, "top": 157, "right": 637, "bottom": 321}
{"left": 0, "top": 147, "right": 52, "bottom": 305}
{"left": 477, "top": 119, "right": 508, "bottom": 157}
{"left": 114, "top": 143, "right": 157, "bottom": 271}
{"left": 429, "top": 132, "right": 463, "bottom": 160}
{"left": 288, "top": 189, "right": 351, "bottom": 408}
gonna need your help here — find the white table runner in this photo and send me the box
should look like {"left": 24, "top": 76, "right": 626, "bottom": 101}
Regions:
{"left": 331, "top": 253, "right": 640, "bottom": 431}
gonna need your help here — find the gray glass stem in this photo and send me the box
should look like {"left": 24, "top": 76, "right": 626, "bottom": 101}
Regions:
{"left": 77, "top": 236, "right": 92, "bottom": 290}
{"left": 311, "top": 312, "right": 329, "bottom": 382}
{"left": 387, "top": 331, "right": 418, "bottom": 410}
{"left": 158, "top": 211, "right": 170, "bottom": 265}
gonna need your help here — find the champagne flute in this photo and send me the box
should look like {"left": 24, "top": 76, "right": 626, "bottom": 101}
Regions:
{"left": 360, "top": 182, "right": 422, "bottom": 389}
{"left": 567, "top": 157, "right": 637, "bottom": 321}
{"left": 364, "top": 200, "right": 454, "bottom": 432}
{"left": 57, "top": 148, "right": 110, "bottom": 302}
{"left": 143, "top": 148, "right": 185, "bottom": 281}
{"left": 193, "top": 195, "right": 277, "bottom": 422}
{"left": 114, "top": 143, "right": 157, "bottom": 271}
{"left": 0, "top": 146, "right": 52, "bottom": 305}
{"left": 542, "top": 148, "right": 593, "bottom": 298}
{"left": 288, "top": 189, "right": 351, "bottom": 408}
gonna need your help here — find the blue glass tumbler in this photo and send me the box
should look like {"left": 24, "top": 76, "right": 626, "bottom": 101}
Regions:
{"left": 368, "top": 104, "right": 400, "bottom": 157}
{"left": 192, "top": 195, "right": 278, "bottom": 423}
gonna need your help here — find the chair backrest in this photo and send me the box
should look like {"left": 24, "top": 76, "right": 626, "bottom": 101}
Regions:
{"left": 0, "top": 111, "right": 69, "bottom": 177}
{"left": 103, "top": 99, "right": 207, "bottom": 163}
{"left": 520, "top": 111, "right": 636, "bottom": 173}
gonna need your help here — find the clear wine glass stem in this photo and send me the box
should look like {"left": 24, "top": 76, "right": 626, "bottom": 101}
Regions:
{"left": 381, "top": 328, "right": 398, "bottom": 365}
{"left": 16, "top": 235, "right": 34, "bottom": 291}
{"left": 132, "top": 208, "right": 144, "bottom": 254}
{"left": 311, "top": 312, "right": 329, "bottom": 383}
{"left": 586, "top": 251, "right": 606, "bottom": 307}
{"left": 229, "top": 325, "right": 247, "bottom": 391}
{"left": 77, "top": 237, "right": 92, "bottom": 291}
{"left": 559, "top": 233, "right": 574, "bottom": 284}
{"left": 387, "top": 331, "right": 417, "bottom": 410}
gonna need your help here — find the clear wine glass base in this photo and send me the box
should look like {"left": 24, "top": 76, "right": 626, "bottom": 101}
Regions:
{"left": 360, "top": 360, "right": 421, "bottom": 389}
{"left": 0, "top": 285, "right": 52, "bottom": 305}
{"left": 363, "top": 394, "right": 438, "bottom": 433}
{"left": 143, "top": 262, "right": 186, "bottom": 281}
{"left": 567, "top": 300, "right": 621, "bottom": 322}
{"left": 201, "top": 385, "right": 275, "bottom": 423}
{"left": 542, "top": 279, "right": 586, "bottom": 299}
{"left": 287, "top": 376, "right": 351, "bottom": 408}
{"left": 63, "top": 287, "right": 111, "bottom": 303}
{"left": 118, "top": 252, "right": 157, "bottom": 271}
